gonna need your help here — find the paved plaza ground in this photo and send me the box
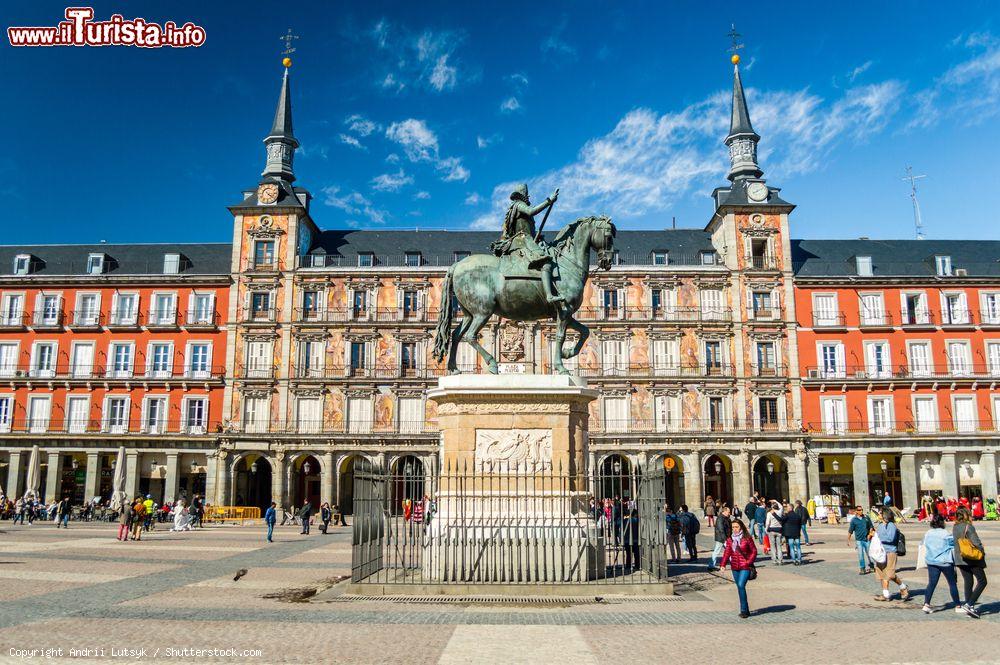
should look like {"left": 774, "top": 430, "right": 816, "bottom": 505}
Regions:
{"left": 0, "top": 518, "right": 999, "bottom": 664}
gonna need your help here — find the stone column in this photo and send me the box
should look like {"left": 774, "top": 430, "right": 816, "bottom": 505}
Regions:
{"left": 331, "top": 455, "right": 342, "bottom": 506}
{"left": 272, "top": 454, "right": 286, "bottom": 509}
{"left": 940, "top": 452, "right": 959, "bottom": 498}
{"left": 852, "top": 452, "right": 870, "bottom": 508}
{"left": 163, "top": 452, "right": 180, "bottom": 504}
{"left": 899, "top": 453, "right": 919, "bottom": 511}
{"left": 806, "top": 452, "right": 821, "bottom": 501}
{"left": 683, "top": 450, "right": 702, "bottom": 512}
{"left": 204, "top": 454, "right": 218, "bottom": 505}
{"left": 124, "top": 450, "right": 140, "bottom": 499}
{"left": 732, "top": 451, "right": 751, "bottom": 508}
{"left": 84, "top": 451, "right": 100, "bottom": 502}
{"left": 45, "top": 451, "right": 61, "bottom": 502}
{"left": 981, "top": 451, "right": 998, "bottom": 500}
{"left": 789, "top": 452, "right": 808, "bottom": 503}
{"left": 321, "top": 452, "right": 334, "bottom": 506}
{"left": 216, "top": 453, "right": 231, "bottom": 505}
{"left": 6, "top": 450, "right": 23, "bottom": 499}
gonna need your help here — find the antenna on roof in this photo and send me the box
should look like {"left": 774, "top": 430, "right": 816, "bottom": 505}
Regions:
{"left": 672, "top": 216, "right": 676, "bottom": 230}
{"left": 902, "top": 166, "right": 927, "bottom": 240}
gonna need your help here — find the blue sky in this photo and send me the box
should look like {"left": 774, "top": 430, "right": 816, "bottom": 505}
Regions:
{"left": 2, "top": 1, "right": 999, "bottom": 244}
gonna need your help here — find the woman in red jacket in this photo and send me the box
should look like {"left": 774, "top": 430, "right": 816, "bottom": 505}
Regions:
{"left": 720, "top": 518, "right": 758, "bottom": 618}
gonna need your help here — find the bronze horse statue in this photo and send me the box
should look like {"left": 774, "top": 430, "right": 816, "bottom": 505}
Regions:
{"left": 433, "top": 215, "right": 616, "bottom": 374}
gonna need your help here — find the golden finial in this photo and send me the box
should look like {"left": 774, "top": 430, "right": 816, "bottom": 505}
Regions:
{"left": 731, "top": 54, "right": 740, "bottom": 65}
{"left": 282, "top": 57, "right": 293, "bottom": 68}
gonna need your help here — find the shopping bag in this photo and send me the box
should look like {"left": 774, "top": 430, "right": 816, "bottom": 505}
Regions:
{"left": 868, "top": 534, "right": 887, "bottom": 565}
{"left": 763, "top": 533, "right": 771, "bottom": 554}
{"left": 916, "top": 543, "right": 926, "bottom": 570}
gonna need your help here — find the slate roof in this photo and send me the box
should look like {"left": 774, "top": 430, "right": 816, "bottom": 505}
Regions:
{"left": 791, "top": 239, "right": 1000, "bottom": 277}
{"left": 307, "top": 229, "right": 719, "bottom": 267}
{"left": 0, "top": 243, "right": 232, "bottom": 277}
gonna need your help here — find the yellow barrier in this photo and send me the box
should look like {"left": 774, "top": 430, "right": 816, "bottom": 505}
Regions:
{"left": 204, "top": 506, "right": 261, "bottom": 525}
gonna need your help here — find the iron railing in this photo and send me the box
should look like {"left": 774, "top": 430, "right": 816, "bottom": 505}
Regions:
{"left": 351, "top": 458, "right": 671, "bottom": 586}
{"left": 805, "top": 419, "right": 1000, "bottom": 437}
{"left": 803, "top": 364, "right": 1000, "bottom": 381}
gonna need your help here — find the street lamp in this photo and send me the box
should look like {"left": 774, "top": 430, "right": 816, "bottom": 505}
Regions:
{"left": 880, "top": 458, "right": 889, "bottom": 502}
{"left": 303, "top": 460, "right": 313, "bottom": 475}
{"left": 71, "top": 458, "right": 79, "bottom": 471}
{"left": 766, "top": 460, "right": 775, "bottom": 474}
{"left": 612, "top": 460, "right": 621, "bottom": 474}
{"left": 404, "top": 461, "right": 414, "bottom": 476}
{"left": 149, "top": 460, "right": 158, "bottom": 474}
{"left": 714, "top": 461, "right": 722, "bottom": 474}
{"left": 250, "top": 460, "right": 259, "bottom": 474}
{"left": 832, "top": 459, "right": 840, "bottom": 472}
{"left": 190, "top": 458, "right": 199, "bottom": 473}
{"left": 880, "top": 459, "right": 888, "bottom": 472}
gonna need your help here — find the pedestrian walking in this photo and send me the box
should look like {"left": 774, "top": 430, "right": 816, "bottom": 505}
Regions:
{"left": 117, "top": 501, "right": 133, "bottom": 542}
{"left": 921, "top": 513, "right": 961, "bottom": 614}
{"left": 130, "top": 498, "right": 145, "bottom": 541}
{"left": 704, "top": 496, "right": 716, "bottom": 527}
{"left": 623, "top": 508, "right": 640, "bottom": 571}
{"left": 953, "top": 507, "right": 987, "bottom": 618}
{"left": 765, "top": 502, "right": 784, "bottom": 565}
{"left": 679, "top": 504, "right": 699, "bottom": 561}
{"left": 719, "top": 518, "right": 758, "bottom": 619}
{"left": 664, "top": 506, "right": 682, "bottom": 562}
{"left": 794, "top": 499, "right": 811, "bottom": 545}
{"left": 873, "top": 508, "right": 910, "bottom": 601}
{"left": 781, "top": 502, "right": 804, "bottom": 565}
{"left": 264, "top": 502, "right": 277, "bottom": 543}
{"left": 847, "top": 505, "right": 874, "bottom": 574}
{"left": 142, "top": 495, "right": 155, "bottom": 532}
{"left": 754, "top": 500, "right": 768, "bottom": 543}
{"left": 320, "top": 502, "right": 332, "bottom": 534}
{"left": 299, "top": 500, "right": 313, "bottom": 535}
{"left": 56, "top": 496, "right": 71, "bottom": 528}
{"left": 708, "top": 506, "right": 732, "bottom": 571}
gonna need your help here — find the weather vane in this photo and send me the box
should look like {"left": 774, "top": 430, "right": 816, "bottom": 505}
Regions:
{"left": 280, "top": 28, "right": 299, "bottom": 68}
{"left": 728, "top": 24, "right": 744, "bottom": 64}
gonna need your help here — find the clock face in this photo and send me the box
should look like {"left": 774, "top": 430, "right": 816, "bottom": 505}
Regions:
{"left": 258, "top": 183, "right": 279, "bottom": 205}
{"left": 747, "top": 182, "right": 769, "bottom": 202}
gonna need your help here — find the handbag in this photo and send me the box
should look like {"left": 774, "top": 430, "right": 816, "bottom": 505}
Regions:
{"left": 916, "top": 543, "right": 927, "bottom": 570}
{"left": 958, "top": 524, "right": 984, "bottom": 562}
{"left": 868, "top": 533, "right": 888, "bottom": 564}
{"left": 762, "top": 533, "right": 771, "bottom": 553}
{"left": 748, "top": 565, "right": 758, "bottom": 580}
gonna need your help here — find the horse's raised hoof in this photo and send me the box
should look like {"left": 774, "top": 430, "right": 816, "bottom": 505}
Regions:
{"left": 487, "top": 363, "right": 499, "bottom": 375}
{"left": 556, "top": 368, "right": 571, "bottom": 376}
{"left": 448, "top": 369, "right": 461, "bottom": 375}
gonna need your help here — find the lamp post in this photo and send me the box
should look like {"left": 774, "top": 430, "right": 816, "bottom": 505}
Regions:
{"left": 249, "top": 459, "right": 258, "bottom": 508}
{"left": 880, "top": 458, "right": 889, "bottom": 501}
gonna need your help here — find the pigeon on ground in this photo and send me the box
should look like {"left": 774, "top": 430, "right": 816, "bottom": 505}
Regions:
{"left": 594, "top": 596, "right": 604, "bottom": 603}
{"left": 233, "top": 568, "right": 248, "bottom": 581}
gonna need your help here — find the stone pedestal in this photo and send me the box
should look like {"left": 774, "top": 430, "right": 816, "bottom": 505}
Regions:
{"left": 425, "top": 374, "right": 602, "bottom": 583}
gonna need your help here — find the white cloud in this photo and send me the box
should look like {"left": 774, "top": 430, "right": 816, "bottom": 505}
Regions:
{"left": 477, "top": 134, "right": 501, "bottom": 149}
{"left": 370, "top": 168, "right": 414, "bottom": 192}
{"left": 339, "top": 134, "right": 364, "bottom": 150}
{"left": 321, "top": 186, "right": 388, "bottom": 224}
{"left": 500, "top": 96, "right": 522, "bottom": 113}
{"left": 470, "top": 213, "right": 496, "bottom": 230}
{"left": 414, "top": 191, "right": 431, "bottom": 200}
{"left": 386, "top": 153, "right": 401, "bottom": 164}
{"left": 505, "top": 72, "right": 529, "bottom": 91}
{"left": 385, "top": 118, "right": 470, "bottom": 183}
{"left": 848, "top": 60, "right": 873, "bottom": 82}
{"left": 345, "top": 114, "right": 379, "bottom": 137}
{"left": 907, "top": 32, "right": 1000, "bottom": 129}
{"left": 381, "top": 73, "right": 405, "bottom": 93}
{"left": 429, "top": 55, "right": 457, "bottom": 91}
{"left": 540, "top": 18, "right": 577, "bottom": 61}
{"left": 470, "top": 78, "right": 904, "bottom": 229}
{"left": 464, "top": 192, "right": 481, "bottom": 206}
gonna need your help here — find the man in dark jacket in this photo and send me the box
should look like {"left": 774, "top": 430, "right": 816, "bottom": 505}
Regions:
{"left": 678, "top": 504, "right": 699, "bottom": 561}
{"left": 56, "top": 496, "right": 71, "bottom": 528}
{"left": 708, "top": 506, "right": 732, "bottom": 571}
{"left": 298, "top": 500, "right": 313, "bottom": 535}
{"left": 754, "top": 501, "right": 768, "bottom": 543}
{"left": 780, "top": 502, "right": 804, "bottom": 565}
{"left": 793, "top": 499, "right": 811, "bottom": 545}
{"left": 744, "top": 498, "right": 758, "bottom": 537}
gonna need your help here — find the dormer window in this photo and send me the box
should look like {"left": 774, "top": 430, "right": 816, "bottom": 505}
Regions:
{"left": 357, "top": 253, "right": 374, "bottom": 268}
{"left": 701, "top": 251, "right": 717, "bottom": 266}
{"left": 405, "top": 252, "right": 422, "bottom": 268}
{"left": 935, "top": 255, "right": 952, "bottom": 276}
{"left": 652, "top": 251, "right": 668, "bottom": 266}
{"left": 13, "top": 254, "right": 31, "bottom": 275}
{"left": 163, "top": 253, "right": 181, "bottom": 275}
{"left": 86, "top": 254, "right": 106, "bottom": 275}
{"left": 856, "top": 256, "right": 873, "bottom": 277}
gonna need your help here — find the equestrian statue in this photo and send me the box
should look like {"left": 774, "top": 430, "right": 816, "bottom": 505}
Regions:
{"left": 433, "top": 183, "right": 616, "bottom": 375}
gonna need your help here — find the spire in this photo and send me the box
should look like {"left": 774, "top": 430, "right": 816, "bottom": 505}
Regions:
{"left": 724, "top": 54, "right": 763, "bottom": 182}
{"left": 262, "top": 63, "right": 299, "bottom": 182}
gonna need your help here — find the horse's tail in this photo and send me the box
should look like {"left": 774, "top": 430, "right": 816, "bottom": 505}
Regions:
{"left": 432, "top": 266, "right": 455, "bottom": 363}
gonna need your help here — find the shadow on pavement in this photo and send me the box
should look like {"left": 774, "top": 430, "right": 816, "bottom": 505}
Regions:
{"left": 754, "top": 604, "right": 795, "bottom": 615}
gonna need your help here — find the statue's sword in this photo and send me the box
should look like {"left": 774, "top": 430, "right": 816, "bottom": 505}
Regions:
{"left": 534, "top": 188, "right": 559, "bottom": 243}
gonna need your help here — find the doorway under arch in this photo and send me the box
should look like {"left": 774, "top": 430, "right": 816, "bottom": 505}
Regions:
{"left": 753, "top": 455, "right": 789, "bottom": 503}
{"left": 703, "top": 454, "right": 733, "bottom": 506}
{"left": 233, "top": 454, "right": 272, "bottom": 512}
{"left": 659, "top": 455, "right": 686, "bottom": 509}
{"left": 291, "top": 455, "right": 321, "bottom": 509}
{"left": 599, "top": 454, "right": 636, "bottom": 501}
{"left": 391, "top": 455, "right": 425, "bottom": 515}
{"left": 338, "top": 455, "right": 364, "bottom": 515}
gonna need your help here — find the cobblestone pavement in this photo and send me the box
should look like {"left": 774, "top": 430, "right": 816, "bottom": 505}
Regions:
{"left": 0, "top": 519, "right": 999, "bottom": 663}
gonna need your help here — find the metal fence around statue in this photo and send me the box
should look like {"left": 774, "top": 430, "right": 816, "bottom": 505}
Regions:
{"left": 351, "top": 458, "right": 670, "bottom": 587}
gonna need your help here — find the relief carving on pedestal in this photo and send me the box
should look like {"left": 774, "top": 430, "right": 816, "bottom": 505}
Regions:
{"left": 475, "top": 428, "right": 552, "bottom": 471}
{"left": 498, "top": 322, "right": 527, "bottom": 362}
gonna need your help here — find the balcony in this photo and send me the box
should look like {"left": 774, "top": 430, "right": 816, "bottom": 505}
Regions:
{"left": 1, "top": 364, "right": 226, "bottom": 382}
{"left": 242, "top": 365, "right": 277, "bottom": 380}
{"left": 812, "top": 312, "right": 846, "bottom": 329}
{"left": 30, "top": 311, "right": 64, "bottom": 330}
{"left": 806, "top": 419, "right": 998, "bottom": 437}
{"left": 233, "top": 419, "right": 438, "bottom": 435}
{"left": 750, "top": 364, "right": 784, "bottom": 378}
{"left": 68, "top": 311, "right": 103, "bottom": 330}
{"left": 145, "top": 309, "right": 178, "bottom": 329}
{"left": 749, "top": 307, "right": 783, "bottom": 322}
{"left": 3, "top": 417, "right": 222, "bottom": 436}
{"left": 241, "top": 307, "right": 277, "bottom": 323}
{"left": 107, "top": 311, "right": 141, "bottom": 330}
{"left": 941, "top": 309, "right": 975, "bottom": 328}
{"left": 858, "top": 311, "right": 894, "bottom": 329}
{"left": 184, "top": 310, "right": 220, "bottom": 329}
{"left": 900, "top": 310, "right": 936, "bottom": 328}
{"left": 804, "top": 363, "right": 1000, "bottom": 381}
{"left": 593, "top": 418, "right": 778, "bottom": 435}
{"left": 747, "top": 254, "right": 777, "bottom": 271}
{"left": 244, "top": 258, "right": 281, "bottom": 273}
{"left": 576, "top": 306, "right": 731, "bottom": 323}
{"left": 0, "top": 312, "right": 27, "bottom": 330}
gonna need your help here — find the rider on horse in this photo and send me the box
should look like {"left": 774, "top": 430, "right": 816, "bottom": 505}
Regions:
{"left": 490, "top": 183, "right": 563, "bottom": 304}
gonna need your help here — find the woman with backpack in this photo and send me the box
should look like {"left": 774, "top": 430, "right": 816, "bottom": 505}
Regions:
{"left": 719, "top": 518, "right": 758, "bottom": 619}
{"left": 953, "top": 507, "right": 987, "bottom": 618}
{"left": 872, "top": 508, "right": 910, "bottom": 601}
{"left": 920, "top": 513, "right": 961, "bottom": 614}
